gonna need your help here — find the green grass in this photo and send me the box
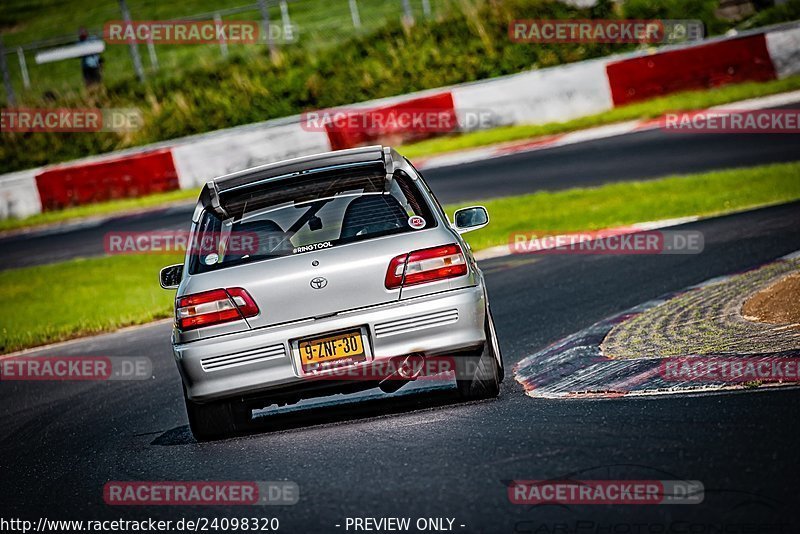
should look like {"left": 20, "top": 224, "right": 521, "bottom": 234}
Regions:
{"left": 3, "top": 161, "right": 800, "bottom": 353}
{"left": 400, "top": 76, "right": 800, "bottom": 159}
{"left": 447, "top": 161, "right": 800, "bottom": 251}
{"left": 0, "top": 253, "right": 181, "bottom": 353}
{"left": 4, "top": 78, "right": 799, "bottom": 234}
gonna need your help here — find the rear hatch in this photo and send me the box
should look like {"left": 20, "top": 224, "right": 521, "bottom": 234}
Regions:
{"left": 237, "top": 230, "right": 450, "bottom": 328}
{"left": 180, "top": 162, "right": 450, "bottom": 333}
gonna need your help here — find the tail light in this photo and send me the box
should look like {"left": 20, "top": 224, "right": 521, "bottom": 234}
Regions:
{"left": 385, "top": 244, "right": 468, "bottom": 289}
{"left": 176, "top": 287, "right": 259, "bottom": 330}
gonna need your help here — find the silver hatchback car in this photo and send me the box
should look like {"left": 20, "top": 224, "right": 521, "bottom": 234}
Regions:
{"left": 160, "top": 146, "right": 503, "bottom": 440}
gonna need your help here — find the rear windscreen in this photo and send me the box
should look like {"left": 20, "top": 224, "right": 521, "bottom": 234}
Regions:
{"left": 188, "top": 170, "right": 436, "bottom": 274}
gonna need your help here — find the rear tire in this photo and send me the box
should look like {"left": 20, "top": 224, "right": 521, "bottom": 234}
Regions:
{"left": 184, "top": 389, "right": 244, "bottom": 441}
{"left": 487, "top": 307, "right": 504, "bottom": 383}
{"left": 456, "top": 310, "right": 502, "bottom": 400}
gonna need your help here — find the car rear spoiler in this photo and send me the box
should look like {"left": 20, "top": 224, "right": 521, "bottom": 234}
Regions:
{"left": 197, "top": 146, "right": 404, "bottom": 219}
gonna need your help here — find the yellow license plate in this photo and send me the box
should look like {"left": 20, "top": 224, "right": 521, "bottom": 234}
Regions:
{"left": 298, "top": 329, "right": 366, "bottom": 373}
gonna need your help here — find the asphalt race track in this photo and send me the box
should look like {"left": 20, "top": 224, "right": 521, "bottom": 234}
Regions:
{"left": 2, "top": 201, "right": 800, "bottom": 531}
{"left": 3, "top": 108, "right": 800, "bottom": 271}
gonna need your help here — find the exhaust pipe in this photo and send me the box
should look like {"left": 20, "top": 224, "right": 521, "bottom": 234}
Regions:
{"left": 397, "top": 354, "right": 425, "bottom": 379}
{"left": 378, "top": 354, "right": 425, "bottom": 393}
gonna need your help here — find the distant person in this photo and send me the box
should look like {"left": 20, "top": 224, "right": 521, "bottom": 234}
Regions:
{"left": 78, "top": 28, "right": 103, "bottom": 87}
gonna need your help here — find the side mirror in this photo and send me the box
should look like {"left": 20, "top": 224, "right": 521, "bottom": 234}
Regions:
{"left": 159, "top": 264, "right": 183, "bottom": 289}
{"left": 453, "top": 206, "right": 489, "bottom": 234}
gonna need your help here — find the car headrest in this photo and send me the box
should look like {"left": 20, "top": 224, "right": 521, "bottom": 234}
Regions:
{"left": 340, "top": 195, "right": 408, "bottom": 240}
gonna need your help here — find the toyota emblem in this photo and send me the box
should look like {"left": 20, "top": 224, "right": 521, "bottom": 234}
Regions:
{"left": 310, "top": 277, "right": 328, "bottom": 289}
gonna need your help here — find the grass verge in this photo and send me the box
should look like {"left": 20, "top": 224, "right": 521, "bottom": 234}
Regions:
{"left": 4, "top": 77, "right": 800, "bottom": 234}
{"left": 0, "top": 254, "right": 182, "bottom": 354}
{"left": 453, "top": 162, "right": 800, "bottom": 251}
{"left": 2, "top": 161, "right": 800, "bottom": 353}
{"left": 400, "top": 76, "right": 800, "bottom": 159}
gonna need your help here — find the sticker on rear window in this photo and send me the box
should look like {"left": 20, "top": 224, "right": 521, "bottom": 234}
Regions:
{"left": 408, "top": 216, "right": 426, "bottom": 230}
{"left": 204, "top": 253, "right": 219, "bottom": 265}
{"left": 293, "top": 241, "right": 333, "bottom": 254}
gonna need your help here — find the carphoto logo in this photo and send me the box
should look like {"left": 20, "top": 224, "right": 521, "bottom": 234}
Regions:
{"left": 508, "top": 480, "right": 704, "bottom": 505}
{"left": 301, "top": 108, "right": 495, "bottom": 134}
{"left": 663, "top": 109, "right": 800, "bottom": 133}
{"left": 104, "top": 231, "right": 263, "bottom": 255}
{"left": 1, "top": 108, "right": 142, "bottom": 133}
{"left": 509, "top": 19, "right": 703, "bottom": 44}
{"left": 510, "top": 229, "right": 704, "bottom": 255}
{"left": 0, "top": 356, "right": 152, "bottom": 381}
{"left": 103, "top": 481, "right": 298, "bottom": 506}
{"left": 660, "top": 357, "right": 800, "bottom": 383}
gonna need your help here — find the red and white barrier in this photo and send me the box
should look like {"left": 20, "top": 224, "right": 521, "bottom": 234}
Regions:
{"left": 765, "top": 25, "right": 800, "bottom": 79}
{"left": 35, "top": 149, "right": 179, "bottom": 211}
{"left": 322, "top": 92, "right": 458, "bottom": 150}
{"left": 171, "top": 121, "right": 331, "bottom": 189}
{"left": 605, "top": 34, "right": 777, "bottom": 106}
{"left": 2, "top": 23, "right": 799, "bottom": 221}
{"left": 0, "top": 169, "right": 42, "bottom": 219}
{"left": 452, "top": 58, "right": 614, "bottom": 129}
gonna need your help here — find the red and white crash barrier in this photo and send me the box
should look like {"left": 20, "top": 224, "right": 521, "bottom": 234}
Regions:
{"left": 1, "top": 23, "right": 798, "bottom": 220}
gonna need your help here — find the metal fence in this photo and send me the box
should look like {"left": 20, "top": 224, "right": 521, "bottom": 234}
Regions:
{"left": 0, "top": 0, "right": 445, "bottom": 105}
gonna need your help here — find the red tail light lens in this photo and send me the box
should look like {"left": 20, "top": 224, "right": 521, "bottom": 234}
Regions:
{"left": 176, "top": 287, "right": 259, "bottom": 330}
{"left": 385, "top": 254, "right": 408, "bottom": 289}
{"left": 385, "top": 244, "right": 468, "bottom": 289}
{"left": 225, "top": 287, "right": 259, "bottom": 317}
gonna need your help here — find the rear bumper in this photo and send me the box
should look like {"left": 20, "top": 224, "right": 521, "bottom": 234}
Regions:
{"left": 174, "top": 285, "right": 486, "bottom": 402}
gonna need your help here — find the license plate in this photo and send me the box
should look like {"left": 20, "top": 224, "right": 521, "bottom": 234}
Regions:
{"left": 298, "top": 329, "right": 366, "bottom": 373}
